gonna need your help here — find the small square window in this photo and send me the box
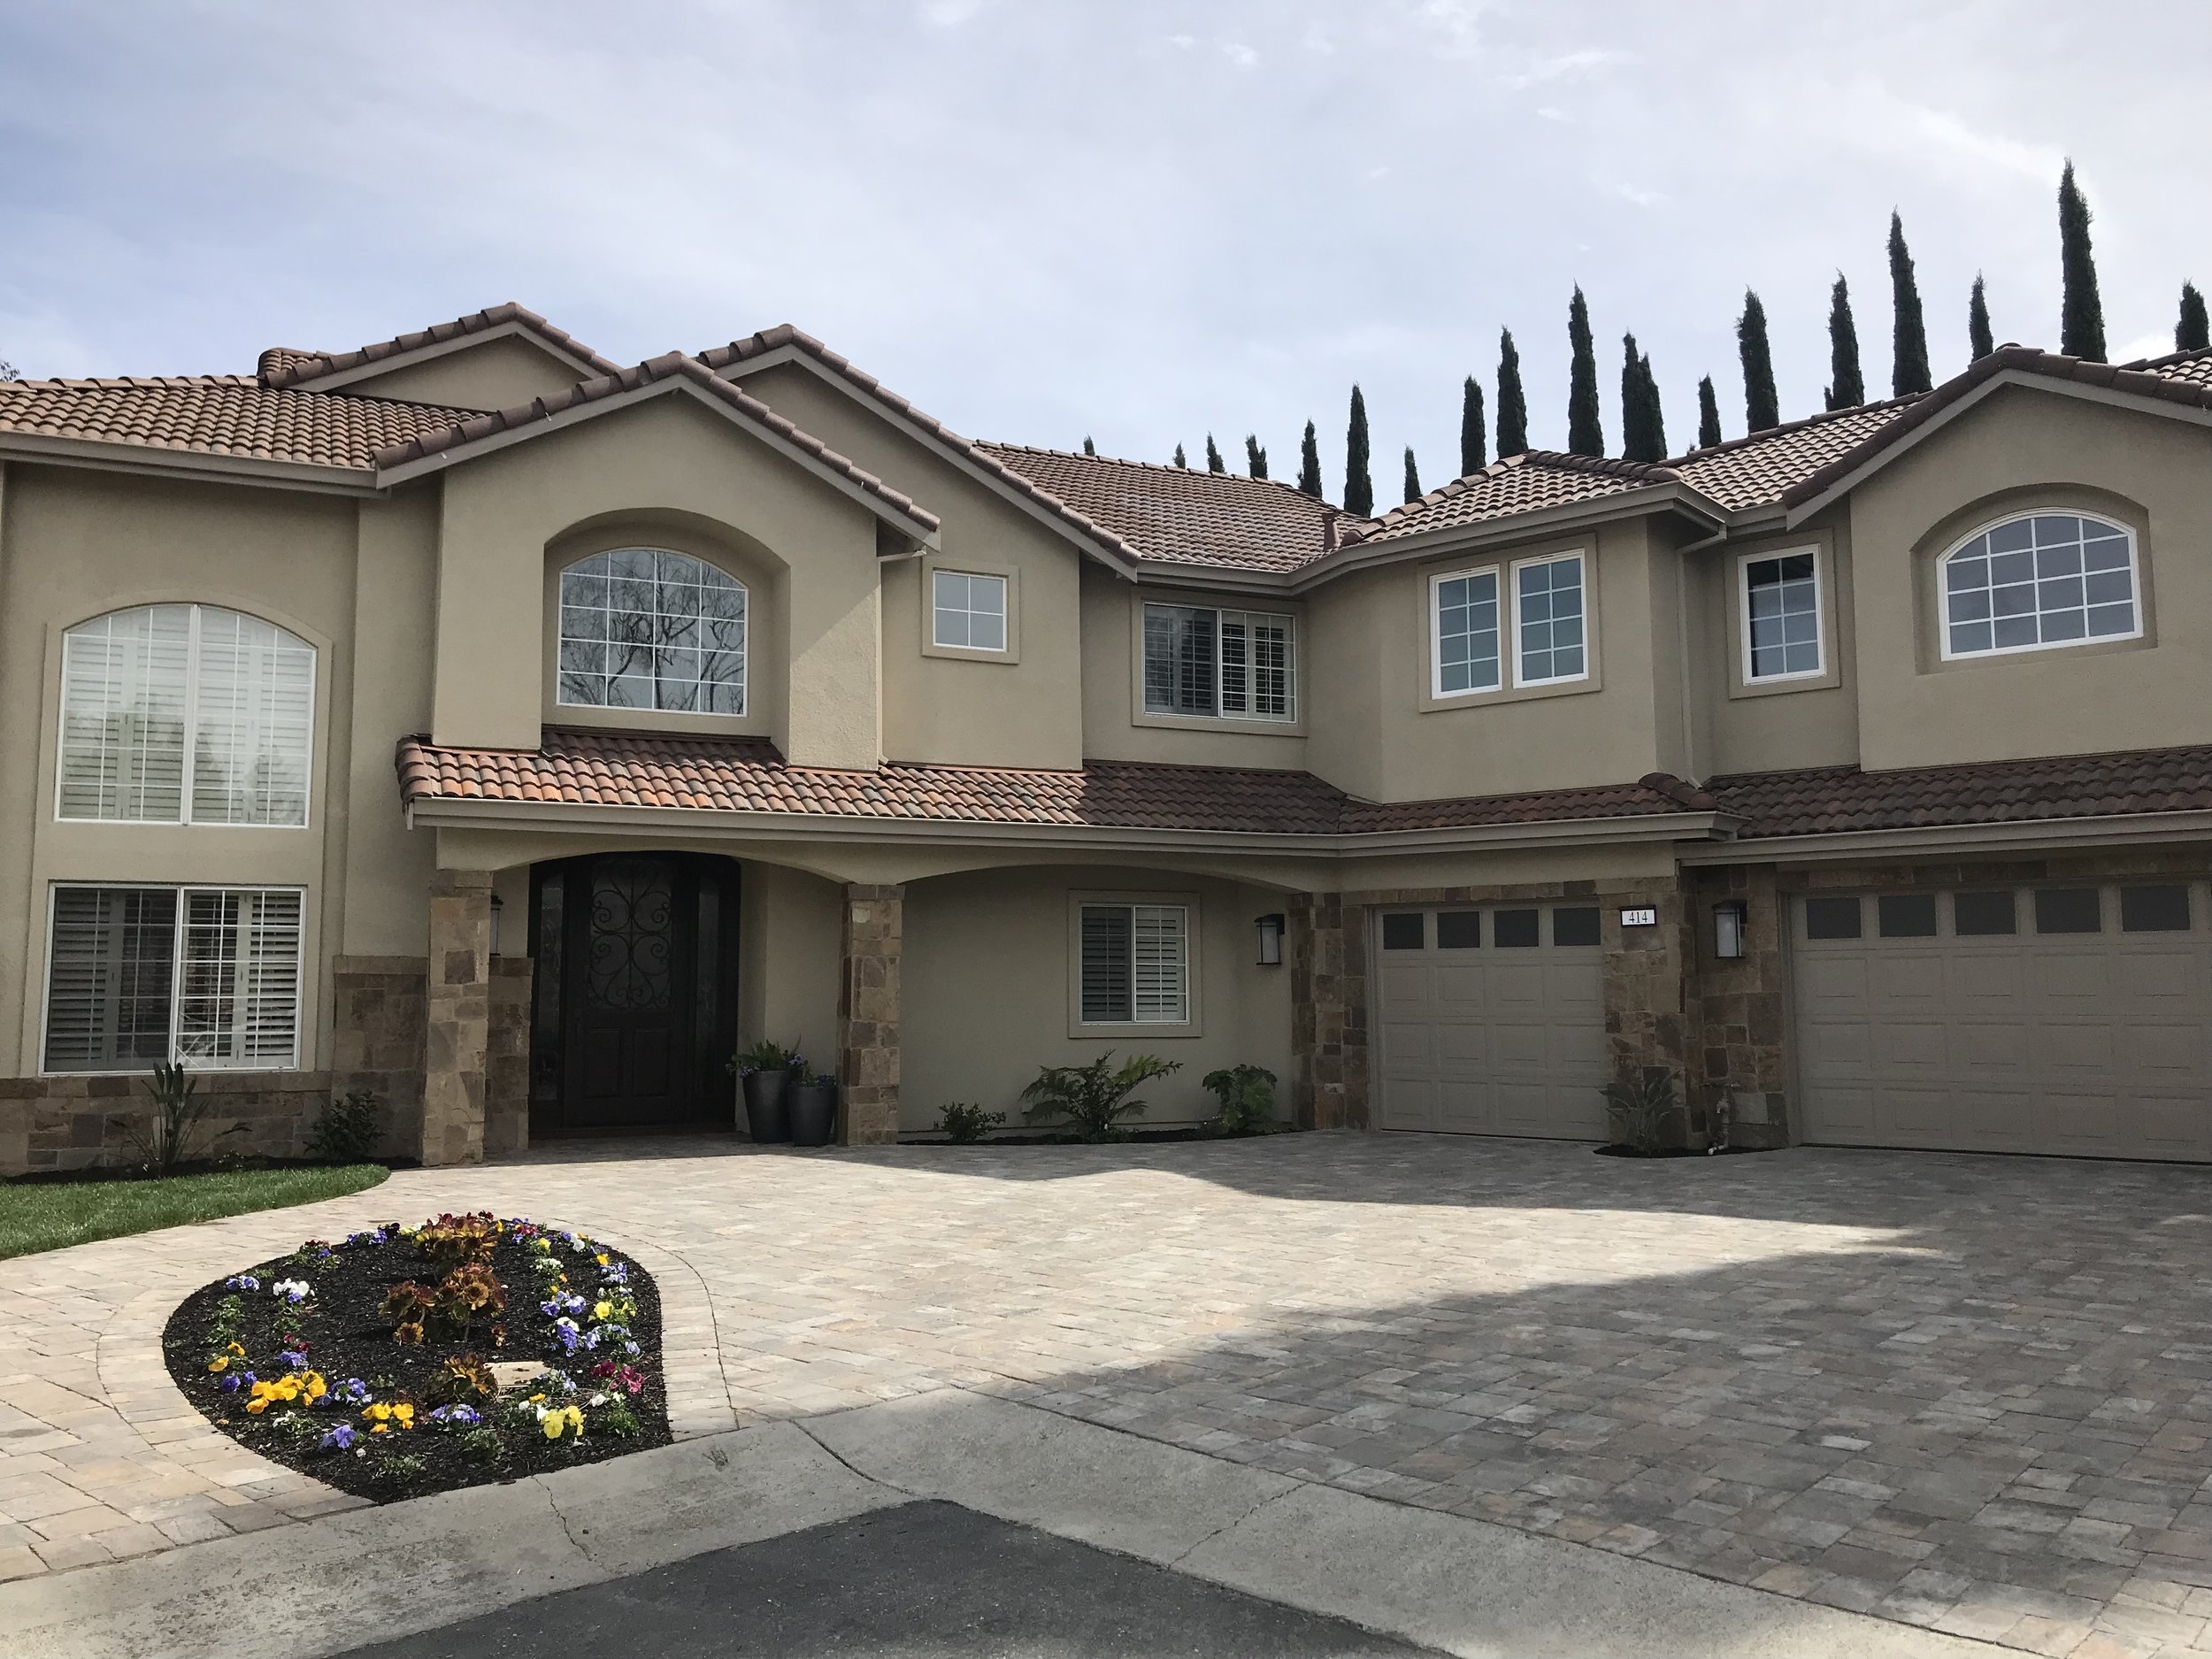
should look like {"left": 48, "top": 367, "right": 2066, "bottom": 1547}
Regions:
{"left": 1494, "top": 909, "right": 1540, "bottom": 948}
{"left": 2121, "top": 885, "right": 2192, "bottom": 933}
{"left": 1953, "top": 891, "right": 2016, "bottom": 936}
{"left": 2034, "top": 888, "right": 2102, "bottom": 934}
{"left": 1381, "top": 913, "right": 1425, "bottom": 950}
{"left": 1877, "top": 895, "right": 1938, "bottom": 938}
{"left": 1552, "top": 906, "right": 1601, "bottom": 947}
{"left": 933, "top": 570, "right": 1008, "bottom": 652}
{"left": 1436, "top": 911, "right": 1481, "bottom": 949}
{"left": 1803, "top": 896, "right": 1862, "bottom": 940}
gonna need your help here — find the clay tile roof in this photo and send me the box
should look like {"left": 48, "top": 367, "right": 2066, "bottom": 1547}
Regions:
{"left": 0, "top": 374, "right": 477, "bottom": 472}
{"left": 370, "top": 352, "right": 940, "bottom": 535}
{"left": 1708, "top": 744, "right": 2212, "bottom": 839}
{"left": 2124, "top": 345, "right": 2212, "bottom": 390}
{"left": 970, "top": 442, "right": 1345, "bottom": 572}
{"left": 699, "top": 325, "right": 1141, "bottom": 569}
{"left": 396, "top": 728, "right": 1715, "bottom": 836}
{"left": 1668, "top": 398, "right": 1918, "bottom": 511}
{"left": 258, "top": 302, "right": 624, "bottom": 389}
{"left": 1344, "top": 451, "right": 1680, "bottom": 547}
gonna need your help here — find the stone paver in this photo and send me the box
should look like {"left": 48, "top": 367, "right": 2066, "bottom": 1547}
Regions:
{"left": 5, "top": 1133, "right": 2212, "bottom": 1658}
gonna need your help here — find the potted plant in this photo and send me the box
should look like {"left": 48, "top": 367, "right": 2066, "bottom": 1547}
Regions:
{"left": 788, "top": 1070, "right": 838, "bottom": 1148}
{"left": 732, "top": 1039, "right": 798, "bottom": 1143}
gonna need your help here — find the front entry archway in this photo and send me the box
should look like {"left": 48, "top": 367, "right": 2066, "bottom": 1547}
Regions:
{"left": 528, "top": 852, "right": 740, "bottom": 1134}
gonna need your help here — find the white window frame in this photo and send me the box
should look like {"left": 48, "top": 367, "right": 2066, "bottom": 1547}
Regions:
{"left": 56, "top": 604, "right": 317, "bottom": 828}
{"left": 1737, "top": 546, "right": 1826, "bottom": 684}
{"left": 1937, "top": 511, "right": 2144, "bottom": 664}
{"left": 39, "top": 882, "right": 306, "bottom": 1075}
{"left": 1429, "top": 566, "right": 1504, "bottom": 700}
{"left": 556, "top": 546, "right": 749, "bottom": 716}
{"left": 1509, "top": 550, "right": 1590, "bottom": 688}
{"left": 930, "top": 568, "right": 1010, "bottom": 653}
{"left": 1140, "top": 603, "right": 1297, "bottom": 724}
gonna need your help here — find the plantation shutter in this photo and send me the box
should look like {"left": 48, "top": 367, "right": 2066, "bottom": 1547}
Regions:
{"left": 1141, "top": 604, "right": 1216, "bottom": 716}
{"left": 1131, "top": 904, "right": 1187, "bottom": 1024}
{"left": 175, "top": 888, "right": 303, "bottom": 1066}
{"left": 42, "top": 887, "right": 178, "bottom": 1071}
{"left": 1079, "top": 905, "right": 1132, "bottom": 1022}
{"left": 190, "top": 609, "right": 315, "bottom": 826}
{"left": 1218, "top": 611, "right": 1293, "bottom": 721}
{"left": 58, "top": 606, "right": 191, "bottom": 821}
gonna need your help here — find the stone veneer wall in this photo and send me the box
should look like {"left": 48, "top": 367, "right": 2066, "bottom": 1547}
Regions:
{"left": 331, "top": 956, "right": 427, "bottom": 1160}
{"left": 1289, "top": 894, "right": 1368, "bottom": 1129}
{"left": 422, "top": 869, "right": 493, "bottom": 1166}
{"left": 838, "top": 883, "right": 902, "bottom": 1146}
{"left": 485, "top": 957, "right": 534, "bottom": 1157}
{"left": 0, "top": 1072, "right": 338, "bottom": 1174}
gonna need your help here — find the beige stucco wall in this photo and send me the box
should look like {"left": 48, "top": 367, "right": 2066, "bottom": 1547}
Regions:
{"left": 333, "top": 334, "right": 593, "bottom": 411}
{"left": 737, "top": 859, "right": 845, "bottom": 1074}
{"left": 1846, "top": 386, "right": 2212, "bottom": 771}
{"left": 428, "top": 391, "right": 884, "bottom": 767}
{"left": 901, "top": 864, "right": 1294, "bottom": 1133}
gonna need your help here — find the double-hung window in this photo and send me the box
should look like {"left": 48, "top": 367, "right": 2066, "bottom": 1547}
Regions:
{"left": 1940, "top": 512, "right": 2139, "bottom": 659}
{"left": 1141, "top": 603, "right": 1294, "bottom": 721}
{"left": 1513, "top": 553, "right": 1587, "bottom": 686}
{"left": 58, "top": 605, "right": 315, "bottom": 826}
{"left": 1741, "top": 550, "right": 1824, "bottom": 681}
{"left": 43, "top": 885, "right": 304, "bottom": 1072}
{"left": 1432, "top": 554, "right": 1590, "bottom": 695}
{"left": 932, "top": 570, "right": 1008, "bottom": 651}
{"left": 1079, "top": 902, "right": 1188, "bottom": 1025}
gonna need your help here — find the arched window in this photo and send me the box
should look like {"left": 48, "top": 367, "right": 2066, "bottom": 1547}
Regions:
{"left": 1941, "top": 512, "right": 2140, "bottom": 659}
{"left": 58, "top": 604, "right": 315, "bottom": 825}
{"left": 557, "top": 548, "right": 747, "bottom": 715}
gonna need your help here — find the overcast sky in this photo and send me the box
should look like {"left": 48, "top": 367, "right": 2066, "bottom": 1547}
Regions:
{"left": 4, "top": 1, "right": 2208, "bottom": 497}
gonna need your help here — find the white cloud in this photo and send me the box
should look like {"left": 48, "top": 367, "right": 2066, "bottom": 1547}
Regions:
{"left": 918, "top": 0, "right": 983, "bottom": 26}
{"left": 1222, "top": 40, "right": 1258, "bottom": 68}
{"left": 1497, "top": 48, "right": 1630, "bottom": 91}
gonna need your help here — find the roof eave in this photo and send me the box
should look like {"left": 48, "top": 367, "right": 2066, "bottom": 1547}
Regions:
{"left": 0, "top": 432, "right": 380, "bottom": 496}
{"left": 273, "top": 312, "right": 621, "bottom": 396}
{"left": 1680, "top": 807, "right": 2212, "bottom": 865}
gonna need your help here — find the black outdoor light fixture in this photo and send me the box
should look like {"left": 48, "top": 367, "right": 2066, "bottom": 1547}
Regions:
{"left": 1713, "top": 900, "right": 1747, "bottom": 960}
{"left": 1256, "top": 912, "right": 1286, "bottom": 965}
{"left": 489, "top": 892, "right": 504, "bottom": 957}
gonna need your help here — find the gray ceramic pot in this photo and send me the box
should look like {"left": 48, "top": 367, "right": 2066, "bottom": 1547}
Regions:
{"left": 741, "top": 1069, "right": 791, "bottom": 1143}
{"left": 788, "top": 1079, "right": 838, "bottom": 1148}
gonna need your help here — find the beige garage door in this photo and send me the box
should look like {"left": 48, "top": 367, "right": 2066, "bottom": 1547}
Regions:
{"left": 1375, "top": 903, "right": 1607, "bottom": 1138}
{"left": 1795, "top": 882, "right": 2212, "bottom": 1161}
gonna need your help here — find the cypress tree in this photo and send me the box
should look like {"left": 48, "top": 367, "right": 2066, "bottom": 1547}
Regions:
{"left": 1565, "top": 287, "right": 1603, "bottom": 457}
{"left": 1738, "top": 289, "right": 1780, "bottom": 433}
{"left": 1824, "top": 274, "right": 1865, "bottom": 410}
{"left": 1205, "top": 434, "right": 1225, "bottom": 473}
{"left": 1296, "top": 420, "right": 1322, "bottom": 496}
{"left": 1640, "top": 347, "right": 1665, "bottom": 458}
{"left": 2178, "top": 282, "right": 2209, "bottom": 352}
{"left": 1968, "top": 275, "right": 1994, "bottom": 362}
{"left": 1696, "top": 376, "right": 1722, "bottom": 449}
{"left": 1888, "top": 212, "right": 1932, "bottom": 395}
{"left": 1082, "top": 435, "right": 1097, "bottom": 457}
{"left": 1495, "top": 328, "right": 1529, "bottom": 457}
{"left": 1460, "top": 374, "right": 1486, "bottom": 474}
{"left": 2058, "top": 160, "right": 2107, "bottom": 361}
{"left": 1343, "top": 385, "right": 1373, "bottom": 518}
{"left": 1172, "top": 443, "right": 1187, "bottom": 468}
{"left": 1403, "top": 447, "right": 1422, "bottom": 504}
{"left": 1620, "top": 334, "right": 1657, "bottom": 462}
{"left": 1245, "top": 434, "right": 1269, "bottom": 478}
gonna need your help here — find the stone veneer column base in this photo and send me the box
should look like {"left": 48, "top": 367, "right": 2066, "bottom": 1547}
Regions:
{"left": 1291, "top": 894, "right": 1370, "bottom": 1130}
{"left": 838, "top": 883, "right": 902, "bottom": 1146}
{"left": 422, "top": 869, "right": 494, "bottom": 1167}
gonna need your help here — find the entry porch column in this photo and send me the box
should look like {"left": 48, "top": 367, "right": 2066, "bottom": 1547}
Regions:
{"left": 422, "top": 868, "right": 493, "bottom": 1166}
{"left": 838, "top": 883, "right": 903, "bottom": 1145}
{"left": 1290, "top": 893, "right": 1369, "bottom": 1129}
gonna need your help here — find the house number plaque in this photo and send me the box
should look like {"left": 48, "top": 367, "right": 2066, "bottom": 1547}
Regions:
{"left": 1619, "top": 907, "right": 1658, "bottom": 927}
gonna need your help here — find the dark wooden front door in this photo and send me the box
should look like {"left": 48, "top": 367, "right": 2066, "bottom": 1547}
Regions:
{"left": 528, "top": 853, "right": 738, "bottom": 1133}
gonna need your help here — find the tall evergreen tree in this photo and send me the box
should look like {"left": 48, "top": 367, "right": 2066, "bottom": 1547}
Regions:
{"left": 1696, "top": 376, "right": 1723, "bottom": 449}
{"left": 1738, "top": 290, "right": 1780, "bottom": 434}
{"left": 1460, "top": 375, "right": 1486, "bottom": 475}
{"left": 1172, "top": 443, "right": 1187, "bottom": 468}
{"left": 1204, "top": 434, "right": 1225, "bottom": 473}
{"left": 1887, "top": 212, "right": 1932, "bottom": 395}
{"left": 1343, "top": 386, "right": 1373, "bottom": 518}
{"left": 2058, "top": 160, "right": 2107, "bottom": 362}
{"left": 1245, "top": 434, "right": 1269, "bottom": 478}
{"left": 1824, "top": 273, "right": 1865, "bottom": 409}
{"left": 1081, "top": 435, "right": 1097, "bottom": 457}
{"left": 2178, "top": 282, "right": 2209, "bottom": 352}
{"left": 1968, "top": 274, "right": 1994, "bottom": 362}
{"left": 1403, "top": 447, "right": 1422, "bottom": 503}
{"left": 1495, "top": 328, "right": 1529, "bottom": 457}
{"left": 1565, "top": 287, "right": 1603, "bottom": 457}
{"left": 1296, "top": 420, "right": 1322, "bottom": 496}
{"left": 1620, "top": 334, "right": 1662, "bottom": 462}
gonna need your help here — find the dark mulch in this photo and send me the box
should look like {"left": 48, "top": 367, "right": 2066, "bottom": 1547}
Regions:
{"left": 161, "top": 1216, "right": 671, "bottom": 1502}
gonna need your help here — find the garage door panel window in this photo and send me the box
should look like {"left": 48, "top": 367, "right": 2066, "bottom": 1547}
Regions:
{"left": 1436, "top": 911, "right": 1480, "bottom": 949}
{"left": 1381, "top": 913, "right": 1425, "bottom": 950}
{"left": 1552, "top": 906, "right": 1601, "bottom": 947}
{"left": 2122, "top": 885, "right": 2192, "bottom": 933}
{"left": 2034, "top": 888, "right": 2102, "bottom": 934}
{"left": 1878, "top": 895, "right": 1939, "bottom": 938}
{"left": 1803, "top": 896, "right": 1863, "bottom": 940}
{"left": 1493, "top": 910, "right": 1540, "bottom": 948}
{"left": 1940, "top": 512, "right": 2139, "bottom": 660}
{"left": 1954, "top": 891, "right": 2017, "bottom": 935}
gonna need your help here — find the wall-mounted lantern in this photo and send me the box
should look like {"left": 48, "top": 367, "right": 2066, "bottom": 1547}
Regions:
{"left": 1256, "top": 912, "right": 1286, "bottom": 966}
{"left": 1713, "top": 900, "right": 1747, "bottom": 960}
{"left": 489, "top": 893, "right": 504, "bottom": 958}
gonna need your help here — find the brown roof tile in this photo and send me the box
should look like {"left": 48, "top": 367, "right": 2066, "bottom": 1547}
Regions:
{"left": 1669, "top": 398, "right": 1917, "bottom": 511}
{"left": 258, "top": 302, "right": 623, "bottom": 389}
{"left": 397, "top": 728, "right": 1711, "bottom": 836}
{"left": 1344, "top": 451, "right": 1679, "bottom": 547}
{"left": 2124, "top": 345, "right": 2212, "bottom": 390}
{"left": 1708, "top": 745, "right": 2212, "bottom": 838}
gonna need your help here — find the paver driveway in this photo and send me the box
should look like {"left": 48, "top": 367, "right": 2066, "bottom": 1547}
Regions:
{"left": 7, "top": 1133, "right": 2212, "bottom": 1657}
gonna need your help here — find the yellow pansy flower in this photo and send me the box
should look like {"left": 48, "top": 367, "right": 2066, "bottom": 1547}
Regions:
{"left": 208, "top": 1356, "right": 230, "bottom": 1373}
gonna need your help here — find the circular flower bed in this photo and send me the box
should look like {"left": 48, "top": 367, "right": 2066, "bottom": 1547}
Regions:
{"left": 160, "top": 1212, "right": 671, "bottom": 1501}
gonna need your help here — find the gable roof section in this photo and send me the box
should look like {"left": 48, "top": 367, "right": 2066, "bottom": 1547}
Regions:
{"left": 257, "top": 302, "right": 624, "bottom": 391}
{"left": 1669, "top": 397, "right": 1917, "bottom": 511}
{"left": 971, "top": 443, "right": 1343, "bottom": 572}
{"left": 1343, "top": 451, "right": 1684, "bottom": 548}
{"left": 700, "top": 325, "right": 1141, "bottom": 573}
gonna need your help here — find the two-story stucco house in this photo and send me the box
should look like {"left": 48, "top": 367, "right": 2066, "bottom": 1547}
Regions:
{"left": 5, "top": 303, "right": 2212, "bottom": 1173}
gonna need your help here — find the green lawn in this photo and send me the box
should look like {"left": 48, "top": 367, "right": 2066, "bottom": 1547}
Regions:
{"left": 0, "top": 1164, "right": 390, "bottom": 1260}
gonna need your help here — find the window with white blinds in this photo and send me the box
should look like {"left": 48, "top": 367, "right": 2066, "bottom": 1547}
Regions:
{"left": 42, "top": 885, "right": 303, "bottom": 1071}
{"left": 1141, "top": 603, "right": 1294, "bottom": 721}
{"left": 1079, "top": 902, "right": 1188, "bottom": 1025}
{"left": 58, "top": 605, "right": 315, "bottom": 826}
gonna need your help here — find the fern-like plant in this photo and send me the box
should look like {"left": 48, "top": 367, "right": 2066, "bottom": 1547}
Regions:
{"left": 1600, "top": 1068, "right": 1678, "bottom": 1156}
{"left": 1201, "top": 1064, "right": 1279, "bottom": 1135}
{"left": 1020, "top": 1053, "right": 1181, "bottom": 1142}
